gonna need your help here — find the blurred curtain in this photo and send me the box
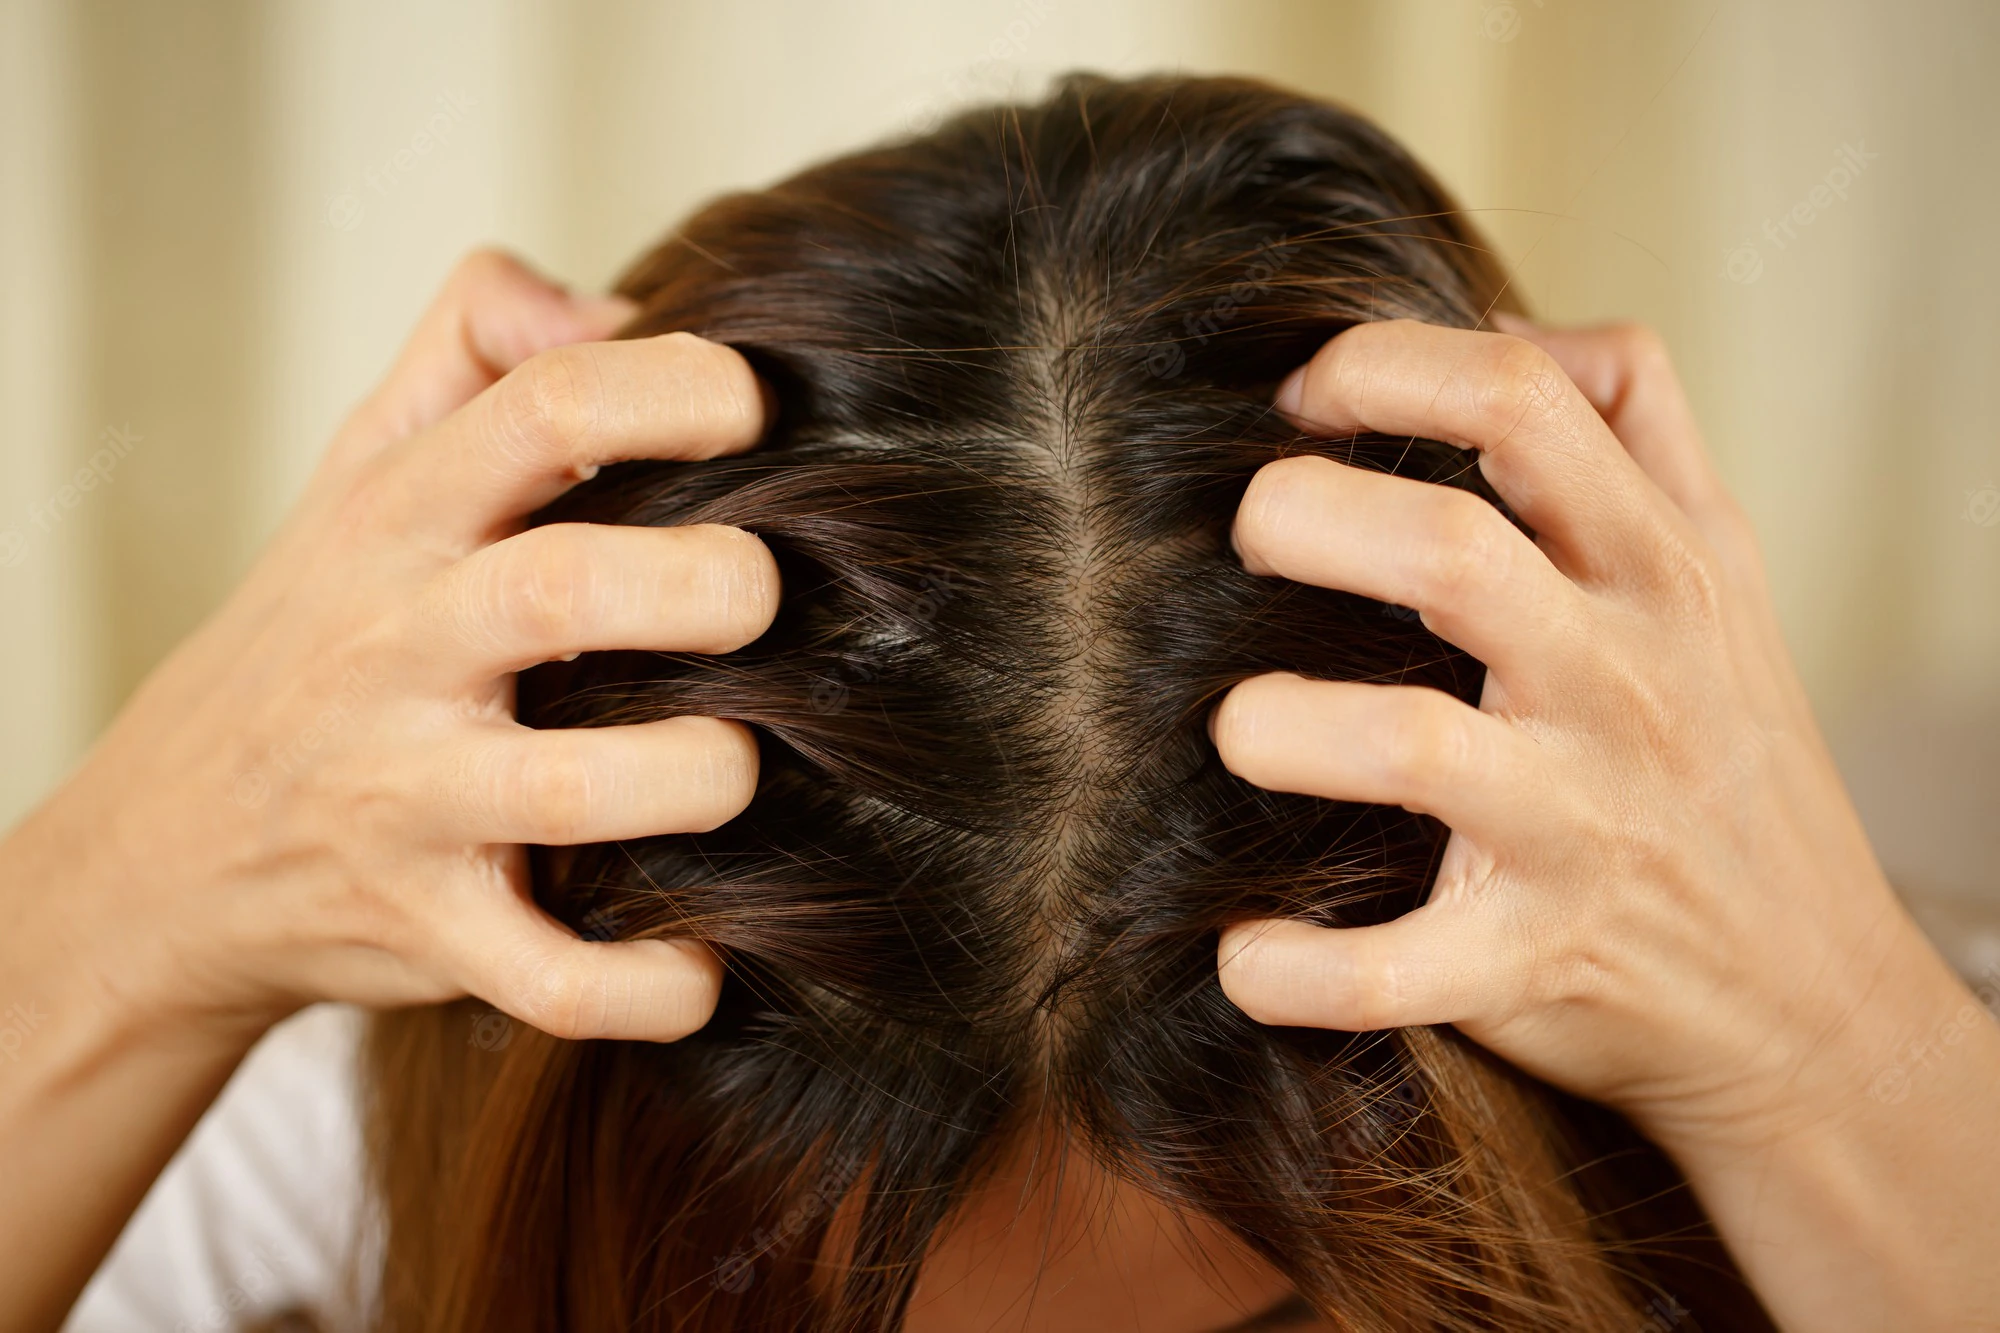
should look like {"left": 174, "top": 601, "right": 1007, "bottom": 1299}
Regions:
{"left": 3, "top": 0, "right": 1995, "bottom": 938}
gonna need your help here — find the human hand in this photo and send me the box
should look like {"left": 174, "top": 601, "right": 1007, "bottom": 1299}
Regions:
{"left": 0, "top": 250, "right": 776, "bottom": 1047}
{"left": 1209, "top": 316, "right": 1986, "bottom": 1158}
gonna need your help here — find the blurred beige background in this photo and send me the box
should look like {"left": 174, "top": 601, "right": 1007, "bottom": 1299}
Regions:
{"left": 2, "top": 0, "right": 1995, "bottom": 961}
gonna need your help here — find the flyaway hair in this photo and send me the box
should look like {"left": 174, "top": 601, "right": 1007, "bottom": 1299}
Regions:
{"left": 366, "top": 73, "right": 1774, "bottom": 1333}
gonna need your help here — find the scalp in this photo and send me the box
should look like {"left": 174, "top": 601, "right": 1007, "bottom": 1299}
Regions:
{"left": 391, "top": 74, "right": 1706, "bottom": 1333}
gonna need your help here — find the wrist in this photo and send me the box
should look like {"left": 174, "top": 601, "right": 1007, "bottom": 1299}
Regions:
{"left": 1644, "top": 974, "right": 2000, "bottom": 1332}
{"left": 0, "top": 813, "right": 266, "bottom": 1333}
{"left": 1627, "top": 877, "right": 1972, "bottom": 1150}
{"left": 0, "top": 794, "right": 275, "bottom": 1090}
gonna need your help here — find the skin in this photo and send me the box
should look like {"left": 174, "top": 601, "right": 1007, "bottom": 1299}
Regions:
{"left": 1212, "top": 315, "right": 2000, "bottom": 1331}
{"left": 905, "top": 1129, "right": 1313, "bottom": 1333}
{"left": 0, "top": 252, "right": 1988, "bottom": 1330}
{"left": 0, "top": 251, "right": 779, "bottom": 1328}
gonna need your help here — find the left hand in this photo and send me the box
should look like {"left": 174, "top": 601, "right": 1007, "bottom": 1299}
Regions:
{"left": 1209, "top": 316, "right": 1984, "bottom": 1156}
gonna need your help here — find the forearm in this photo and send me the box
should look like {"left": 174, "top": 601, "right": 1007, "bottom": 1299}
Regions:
{"left": 0, "top": 253, "right": 754, "bottom": 1329}
{"left": 1652, "top": 949, "right": 2000, "bottom": 1332}
{"left": 0, "top": 813, "right": 266, "bottom": 1333}
{"left": 0, "top": 1011, "right": 256, "bottom": 1332}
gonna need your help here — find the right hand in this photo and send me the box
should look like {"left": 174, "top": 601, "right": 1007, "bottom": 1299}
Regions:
{"left": 0, "top": 250, "right": 777, "bottom": 1047}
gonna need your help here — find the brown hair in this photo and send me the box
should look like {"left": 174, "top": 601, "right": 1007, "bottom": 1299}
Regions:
{"left": 366, "top": 74, "right": 1772, "bottom": 1331}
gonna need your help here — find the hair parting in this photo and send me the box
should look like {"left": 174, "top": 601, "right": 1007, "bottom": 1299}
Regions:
{"left": 367, "top": 73, "right": 1773, "bottom": 1333}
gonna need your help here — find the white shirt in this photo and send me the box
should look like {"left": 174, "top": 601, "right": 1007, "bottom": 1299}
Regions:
{"left": 62, "top": 1004, "right": 375, "bottom": 1333}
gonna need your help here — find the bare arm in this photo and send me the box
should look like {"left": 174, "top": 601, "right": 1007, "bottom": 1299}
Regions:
{"left": 0, "top": 251, "right": 776, "bottom": 1330}
{"left": 1212, "top": 316, "right": 2000, "bottom": 1330}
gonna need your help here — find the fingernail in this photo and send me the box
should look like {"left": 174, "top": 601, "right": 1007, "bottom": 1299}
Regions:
{"left": 1274, "top": 366, "right": 1308, "bottom": 417}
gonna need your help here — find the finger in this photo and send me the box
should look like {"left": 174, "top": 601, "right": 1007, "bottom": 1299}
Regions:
{"left": 1217, "top": 910, "right": 1502, "bottom": 1031}
{"left": 377, "top": 332, "right": 767, "bottom": 546}
{"left": 356, "top": 249, "right": 636, "bottom": 448}
{"left": 1488, "top": 316, "right": 1725, "bottom": 525}
{"left": 1273, "top": 319, "right": 1676, "bottom": 580}
{"left": 1212, "top": 674, "right": 1543, "bottom": 843}
{"left": 435, "top": 715, "right": 760, "bottom": 846}
{"left": 448, "top": 898, "right": 724, "bottom": 1042}
{"left": 1233, "top": 454, "right": 1585, "bottom": 681}
{"left": 415, "top": 522, "right": 779, "bottom": 678}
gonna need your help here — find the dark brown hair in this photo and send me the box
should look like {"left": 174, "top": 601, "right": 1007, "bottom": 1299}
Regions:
{"left": 367, "top": 73, "right": 1772, "bottom": 1332}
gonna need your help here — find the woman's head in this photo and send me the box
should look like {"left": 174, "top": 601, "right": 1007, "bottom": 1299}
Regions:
{"left": 368, "top": 74, "right": 1764, "bottom": 1332}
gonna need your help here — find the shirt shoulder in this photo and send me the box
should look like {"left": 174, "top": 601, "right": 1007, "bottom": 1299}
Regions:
{"left": 63, "top": 1003, "right": 378, "bottom": 1333}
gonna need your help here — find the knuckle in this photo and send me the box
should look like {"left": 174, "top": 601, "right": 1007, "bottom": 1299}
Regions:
{"left": 1605, "top": 321, "right": 1668, "bottom": 371}
{"left": 1604, "top": 660, "right": 1683, "bottom": 760}
{"left": 306, "top": 863, "right": 406, "bottom": 946}
{"left": 1544, "top": 934, "right": 1619, "bottom": 1009}
{"left": 490, "top": 526, "right": 597, "bottom": 649}
{"left": 1343, "top": 948, "right": 1406, "bottom": 1031}
{"left": 1414, "top": 492, "right": 1509, "bottom": 607}
{"left": 1652, "top": 533, "right": 1727, "bottom": 631}
{"left": 1474, "top": 336, "right": 1567, "bottom": 438}
{"left": 1375, "top": 692, "right": 1464, "bottom": 794}
{"left": 517, "top": 962, "right": 590, "bottom": 1040}
{"left": 1318, "top": 332, "right": 1378, "bottom": 411}
{"left": 327, "top": 459, "right": 401, "bottom": 538}
{"left": 504, "top": 343, "right": 603, "bottom": 456}
{"left": 516, "top": 743, "right": 598, "bottom": 845}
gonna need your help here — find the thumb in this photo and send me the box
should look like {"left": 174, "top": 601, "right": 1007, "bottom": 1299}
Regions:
{"left": 446, "top": 893, "right": 724, "bottom": 1043}
{"left": 1217, "top": 908, "right": 1496, "bottom": 1032}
